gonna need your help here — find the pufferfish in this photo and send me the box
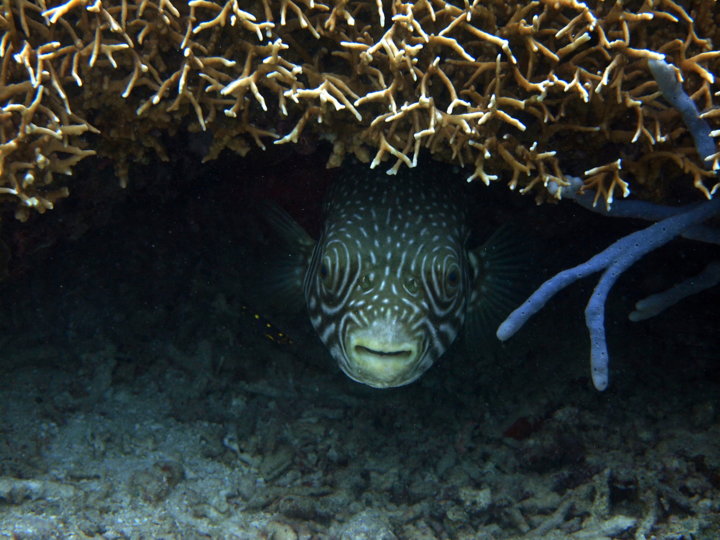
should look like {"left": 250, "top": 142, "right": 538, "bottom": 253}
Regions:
{"left": 261, "top": 164, "right": 523, "bottom": 389}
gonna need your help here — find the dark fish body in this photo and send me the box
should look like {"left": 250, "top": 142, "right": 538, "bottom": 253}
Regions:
{"left": 263, "top": 166, "right": 521, "bottom": 388}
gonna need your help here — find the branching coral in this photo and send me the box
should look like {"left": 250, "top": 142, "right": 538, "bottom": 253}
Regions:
{"left": 0, "top": 0, "right": 718, "bottom": 219}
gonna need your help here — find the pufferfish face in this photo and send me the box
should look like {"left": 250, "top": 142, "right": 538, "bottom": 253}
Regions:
{"left": 304, "top": 235, "right": 468, "bottom": 388}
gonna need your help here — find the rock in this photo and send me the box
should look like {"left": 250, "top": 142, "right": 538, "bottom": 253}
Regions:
{"left": 336, "top": 510, "right": 397, "bottom": 540}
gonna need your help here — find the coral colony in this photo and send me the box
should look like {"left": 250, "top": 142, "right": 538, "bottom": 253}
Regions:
{"left": 2, "top": 1, "right": 719, "bottom": 216}
{"left": 1, "top": 1, "right": 719, "bottom": 387}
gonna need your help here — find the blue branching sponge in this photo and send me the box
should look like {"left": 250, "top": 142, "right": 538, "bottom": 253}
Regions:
{"left": 648, "top": 57, "right": 717, "bottom": 168}
{"left": 497, "top": 197, "right": 720, "bottom": 391}
{"left": 498, "top": 56, "right": 720, "bottom": 392}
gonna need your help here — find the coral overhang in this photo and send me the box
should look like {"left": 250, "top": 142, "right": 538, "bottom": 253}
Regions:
{"left": 1, "top": 0, "right": 719, "bottom": 220}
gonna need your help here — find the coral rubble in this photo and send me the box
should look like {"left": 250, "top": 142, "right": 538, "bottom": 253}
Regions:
{"left": 1, "top": 0, "right": 719, "bottom": 220}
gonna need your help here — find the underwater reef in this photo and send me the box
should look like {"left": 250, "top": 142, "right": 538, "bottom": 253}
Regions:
{"left": 0, "top": 1, "right": 719, "bottom": 538}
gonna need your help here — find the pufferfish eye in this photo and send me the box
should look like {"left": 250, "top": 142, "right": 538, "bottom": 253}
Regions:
{"left": 447, "top": 267, "right": 460, "bottom": 288}
{"left": 320, "top": 262, "right": 330, "bottom": 281}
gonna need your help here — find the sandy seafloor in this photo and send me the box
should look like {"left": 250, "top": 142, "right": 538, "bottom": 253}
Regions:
{"left": 0, "top": 152, "right": 718, "bottom": 539}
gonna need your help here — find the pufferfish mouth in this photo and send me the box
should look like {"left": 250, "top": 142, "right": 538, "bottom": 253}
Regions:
{"left": 353, "top": 345, "right": 413, "bottom": 358}
{"left": 343, "top": 335, "right": 422, "bottom": 388}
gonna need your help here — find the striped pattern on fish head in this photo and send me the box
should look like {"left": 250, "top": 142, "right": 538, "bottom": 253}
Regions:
{"left": 303, "top": 170, "right": 470, "bottom": 388}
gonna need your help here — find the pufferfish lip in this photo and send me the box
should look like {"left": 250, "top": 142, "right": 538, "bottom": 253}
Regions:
{"left": 353, "top": 344, "right": 413, "bottom": 358}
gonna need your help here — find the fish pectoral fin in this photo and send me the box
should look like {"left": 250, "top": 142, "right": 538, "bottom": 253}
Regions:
{"left": 465, "top": 224, "right": 534, "bottom": 349}
{"left": 259, "top": 200, "right": 315, "bottom": 251}
{"left": 249, "top": 201, "right": 315, "bottom": 315}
